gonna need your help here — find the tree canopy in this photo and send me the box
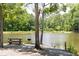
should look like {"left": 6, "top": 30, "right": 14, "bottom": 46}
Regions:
{"left": 2, "top": 3, "right": 79, "bottom": 32}
{"left": 3, "top": 3, "right": 35, "bottom": 31}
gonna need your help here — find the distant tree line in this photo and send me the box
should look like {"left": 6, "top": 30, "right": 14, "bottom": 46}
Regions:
{"left": 3, "top": 3, "right": 79, "bottom": 32}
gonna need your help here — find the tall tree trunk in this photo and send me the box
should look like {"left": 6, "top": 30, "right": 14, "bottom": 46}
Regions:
{"left": 40, "top": 3, "right": 45, "bottom": 44}
{"left": 0, "top": 4, "right": 3, "bottom": 48}
{"left": 35, "top": 3, "right": 41, "bottom": 49}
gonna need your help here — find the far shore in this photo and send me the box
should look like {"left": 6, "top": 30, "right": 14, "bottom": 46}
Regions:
{"left": 3, "top": 31, "right": 77, "bottom": 34}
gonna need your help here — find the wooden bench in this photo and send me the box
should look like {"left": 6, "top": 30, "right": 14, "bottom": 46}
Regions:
{"left": 8, "top": 38, "right": 22, "bottom": 45}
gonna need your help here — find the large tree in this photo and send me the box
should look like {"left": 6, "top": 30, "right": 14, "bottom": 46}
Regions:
{"left": 0, "top": 4, "right": 3, "bottom": 47}
{"left": 40, "top": 3, "right": 45, "bottom": 44}
{"left": 35, "top": 3, "right": 42, "bottom": 49}
{"left": 40, "top": 3, "right": 59, "bottom": 44}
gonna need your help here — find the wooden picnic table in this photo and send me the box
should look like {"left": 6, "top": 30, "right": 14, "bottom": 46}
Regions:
{"left": 8, "top": 38, "right": 22, "bottom": 45}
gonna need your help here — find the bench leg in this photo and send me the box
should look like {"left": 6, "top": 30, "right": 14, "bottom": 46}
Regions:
{"left": 19, "top": 42, "right": 21, "bottom": 45}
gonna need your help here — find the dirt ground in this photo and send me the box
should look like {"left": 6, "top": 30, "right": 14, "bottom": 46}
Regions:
{"left": 0, "top": 44, "right": 73, "bottom": 56}
{"left": 0, "top": 48, "right": 42, "bottom": 56}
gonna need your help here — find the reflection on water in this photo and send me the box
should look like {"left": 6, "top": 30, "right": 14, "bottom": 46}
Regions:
{"left": 26, "top": 32, "right": 67, "bottom": 49}
{"left": 3, "top": 32, "right": 79, "bottom": 51}
{"left": 26, "top": 32, "right": 79, "bottom": 51}
{"left": 42, "top": 32, "right": 67, "bottom": 49}
{"left": 67, "top": 32, "right": 79, "bottom": 52}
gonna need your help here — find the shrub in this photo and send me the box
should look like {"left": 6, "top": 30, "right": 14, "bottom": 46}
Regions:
{"left": 67, "top": 44, "right": 78, "bottom": 55}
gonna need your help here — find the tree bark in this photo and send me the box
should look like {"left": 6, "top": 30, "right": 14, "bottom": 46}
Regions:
{"left": 35, "top": 3, "right": 41, "bottom": 49}
{"left": 40, "top": 3, "right": 45, "bottom": 44}
{"left": 0, "top": 4, "right": 3, "bottom": 48}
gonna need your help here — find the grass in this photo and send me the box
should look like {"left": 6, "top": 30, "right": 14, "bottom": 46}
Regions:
{"left": 67, "top": 44, "right": 78, "bottom": 55}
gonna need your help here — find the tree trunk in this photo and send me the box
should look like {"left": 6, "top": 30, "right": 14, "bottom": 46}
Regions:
{"left": 0, "top": 4, "right": 3, "bottom": 48}
{"left": 40, "top": 3, "right": 45, "bottom": 44}
{"left": 35, "top": 3, "right": 41, "bottom": 49}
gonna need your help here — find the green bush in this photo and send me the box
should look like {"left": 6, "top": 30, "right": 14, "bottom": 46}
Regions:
{"left": 67, "top": 44, "right": 78, "bottom": 55}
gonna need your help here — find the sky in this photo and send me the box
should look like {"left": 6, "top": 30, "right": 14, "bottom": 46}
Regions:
{"left": 26, "top": 4, "right": 34, "bottom": 15}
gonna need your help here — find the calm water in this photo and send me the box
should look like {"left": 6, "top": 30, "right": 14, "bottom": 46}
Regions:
{"left": 3, "top": 32, "right": 79, "bottom": 52}
{"left": 26, "top": 32, "right": 68, "bottom": 49}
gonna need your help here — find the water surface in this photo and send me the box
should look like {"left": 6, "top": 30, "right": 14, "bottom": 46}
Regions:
{"left": 3, "top": 32, "right": 79, "bottom": 52}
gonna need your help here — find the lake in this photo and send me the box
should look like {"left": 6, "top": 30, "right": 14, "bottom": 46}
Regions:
{"left": 3, "top": 31, "right": 79, "bottom": 52}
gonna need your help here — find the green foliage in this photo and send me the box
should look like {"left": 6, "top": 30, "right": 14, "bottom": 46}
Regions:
{"left": 44, "top": 3, "right": 59, "bottom": 14}
{"left": 43, "top": 4, "right": 79, "bottom": 32}
{"left": 71, "top": 18, "right": 79, "bottom": 32}
{"left": 2, "top": 3, "right": 79, "bottom": 32}
{"left": 2, "top": 3, "right": 35, "bottom": 31}
{"left": 67, "top": 44, "right": 78, "bottom": 55}
{"left": 44, "top": 13, "right": 72, "bottom": 31}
